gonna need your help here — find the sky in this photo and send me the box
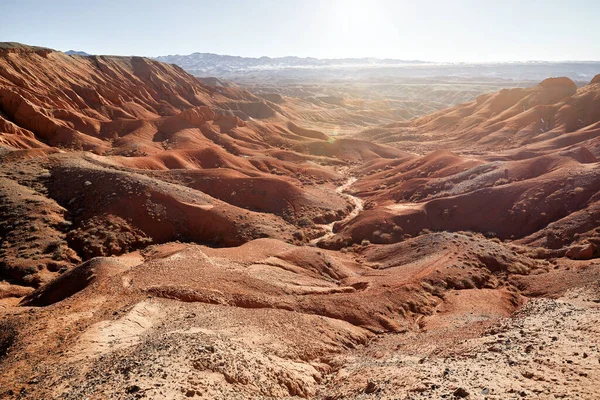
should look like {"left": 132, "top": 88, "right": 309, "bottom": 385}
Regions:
{"left": 1, "top": 0, "right": 599, "bottom": 62}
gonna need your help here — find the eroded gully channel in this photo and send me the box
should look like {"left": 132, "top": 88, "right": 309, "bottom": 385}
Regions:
{"left": 309, "top": 177, "right": 364, "bottom": 246}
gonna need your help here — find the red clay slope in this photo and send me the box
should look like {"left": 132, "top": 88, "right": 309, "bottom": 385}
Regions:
{"left": 359, "top": 76, "right": 600, "bottom": 156}
{"left": 0, "top": 44, "right": 407, "bottom": 288}
{"left": 319, "top": 77, "right": 600, "bottom": 252}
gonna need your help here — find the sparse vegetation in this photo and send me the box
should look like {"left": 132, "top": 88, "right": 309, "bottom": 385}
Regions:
{"left": 0, "top": 320, "right": 17, "bottom": 359}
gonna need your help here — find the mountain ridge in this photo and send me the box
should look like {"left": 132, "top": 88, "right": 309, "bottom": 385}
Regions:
{"left": 155, "top": 51, "right": 600, "bottom": 81}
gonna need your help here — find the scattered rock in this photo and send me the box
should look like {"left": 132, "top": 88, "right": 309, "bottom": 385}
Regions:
{"left": 125, "top": 385, "right": 141, "bottom": 394}
{"left": 364, "top": 380, "right": 378, "bottom": 394}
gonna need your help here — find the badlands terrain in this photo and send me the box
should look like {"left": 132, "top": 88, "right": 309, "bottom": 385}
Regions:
{"left": 0, "top": 43, "right": 599, "bottom": 399}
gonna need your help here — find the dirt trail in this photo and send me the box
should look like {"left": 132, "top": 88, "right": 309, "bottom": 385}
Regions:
{"left": 309, "top": 177, "right": 363, "bottom": 245}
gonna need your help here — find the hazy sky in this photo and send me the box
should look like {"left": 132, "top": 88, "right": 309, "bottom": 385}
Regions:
{"left": 2, "top": 0, "right": 599, "bottom": 61}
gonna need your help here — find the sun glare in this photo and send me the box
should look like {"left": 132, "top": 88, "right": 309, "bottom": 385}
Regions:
{"left": 330, "top": 0, "right": 382, "bottom": 35}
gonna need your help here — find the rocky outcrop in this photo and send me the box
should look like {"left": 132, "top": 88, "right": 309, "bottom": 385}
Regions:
{"left": 177, "top": 106, "right": 216, "bottom": 125}
{"left": 221, "top": 101, "right": 277, "bottom": 120}
{"left": 534, "top": 77, "right": 578, "bottom": 103}
{"left": 214, "top": 114, "right": 246, "bottom": 133}
{"left": 258, "top": 93, "right": 284, "bottom": 104}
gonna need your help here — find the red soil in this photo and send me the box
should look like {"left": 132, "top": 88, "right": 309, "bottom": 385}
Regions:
{"left": 1, "top": 44, "right": 600, "bottom": 399}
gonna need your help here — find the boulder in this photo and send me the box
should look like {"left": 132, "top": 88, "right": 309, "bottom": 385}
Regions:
{"left": 566, "top": 243, "right": 596, "bottom": 260}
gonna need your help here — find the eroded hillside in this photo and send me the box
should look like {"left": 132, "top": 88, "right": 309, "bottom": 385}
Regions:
{"left": 1, "top": 44, "right": 599, "bottom": 399}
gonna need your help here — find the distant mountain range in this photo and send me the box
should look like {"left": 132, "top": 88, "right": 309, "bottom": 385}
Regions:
{"left": 154, "top": 53, "right": 427, "bottom": 72}
{"left": 154, "top": 53, "right": 600, "bottom": 82}
{"left": 58, "top": 48, "right": 600, "bottom": 82}
{"left": 65, "top": 50, "right": 91, "bottom": 56}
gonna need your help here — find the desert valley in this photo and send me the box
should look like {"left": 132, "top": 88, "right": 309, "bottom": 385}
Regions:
{"left": 0, "top": 40, "right": 599, "bottom": 400}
